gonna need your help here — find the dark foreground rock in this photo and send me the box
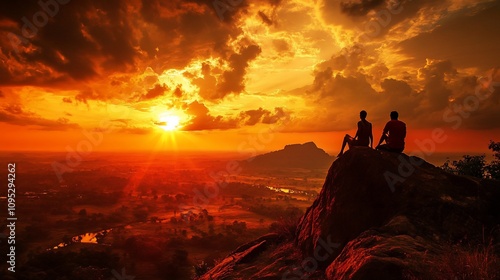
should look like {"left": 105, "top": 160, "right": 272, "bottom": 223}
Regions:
{"left": 200, "top": 147, "right": 500, "bottom": 280}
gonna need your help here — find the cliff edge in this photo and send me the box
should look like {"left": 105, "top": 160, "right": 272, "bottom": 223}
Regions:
{"left": 200, "top": 147, "right": 500, "bottom": 280}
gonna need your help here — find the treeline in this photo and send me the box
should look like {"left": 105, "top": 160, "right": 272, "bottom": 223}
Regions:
{"left": 244, "top": 203, "right": 303, "bottom": 220}
{"left": 13, "top": 248, "right": 120, "bottom": 280}
{"left": 441, "top": 141, "right": 500, "bottom": 180}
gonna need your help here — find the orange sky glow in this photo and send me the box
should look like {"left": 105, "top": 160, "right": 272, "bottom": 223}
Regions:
{"left": 0, "top": 0, "right": 499, "bottom": 156}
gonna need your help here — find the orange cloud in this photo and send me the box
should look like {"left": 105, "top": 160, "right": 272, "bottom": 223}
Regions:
{"left": 0, "top": 104, "right": 79, "bottom": 131}
{"left": 0, "top": 0, "right": 498, "bottom": 152}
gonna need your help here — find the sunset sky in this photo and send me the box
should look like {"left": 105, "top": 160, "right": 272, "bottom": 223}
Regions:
{"left": 0, "top": 0, "right": 499, "bottom": 156}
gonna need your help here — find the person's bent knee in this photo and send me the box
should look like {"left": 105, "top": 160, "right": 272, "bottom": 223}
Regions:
{"left": 376, "top": 144, "right": 387, "bottom": 151}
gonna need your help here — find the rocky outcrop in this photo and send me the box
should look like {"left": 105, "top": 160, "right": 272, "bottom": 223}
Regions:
{"left": 201, "top": 147, "right": 500, "bottom": 279}
{"left": 198, "top": 234, "right": 282, "bottom": 280}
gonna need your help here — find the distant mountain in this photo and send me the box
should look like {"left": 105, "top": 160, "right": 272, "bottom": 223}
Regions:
{"left": 242, "top": 142, "right": 333, "bottom": 170}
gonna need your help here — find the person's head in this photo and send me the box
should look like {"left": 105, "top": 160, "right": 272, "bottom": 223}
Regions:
{"left": 390, "top": 111, "right": 399, "bottom": 120}
{"left": 360, "top": 110, "right": 367, "bottom": 120}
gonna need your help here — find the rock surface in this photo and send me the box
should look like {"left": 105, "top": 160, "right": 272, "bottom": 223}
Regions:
{"left": 200, "top": 147, "right": 500, "bottom": 279}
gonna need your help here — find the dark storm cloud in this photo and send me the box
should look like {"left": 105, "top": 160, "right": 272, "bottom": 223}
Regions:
{"left": 140, "top": 84, "right": 168, "bottom": 101}
{"left": 0, "top": 61, "right": 13, "bottom": 84}
{"left": 182, "top": 100, "right": 239, "bottom": 131}
{"left": 0, "top": 0, "right": 138, "bottom": 84}
{"left": 0, "top": 0, "right": 275, "bottom": 112}
{"left": 241, "top": 108, "right": 269, "bottom": 125}
{"left": 193, "top": 63, "right": 218, "bottom": 100}
{"left": 261, "top": 107, "right": 290, "bottom": 124}
{"left": 217, "top": 44, "right": 262, "bottom": 98}
{"left": 239, "top": 107, "right": 289, "bottom": 125}
{"left": 444, "top": 68, "right": 500, "bottom": 130}
{"left": 4, "top": 104, "right": 24, "bottom": 115}
{"left": 293, "top": 45, "right": 429, "bottom": 132}
{"left": 381, "top": 78, "right": 413, "bottom": 96}
{"left": 193, "top": 45, "right": 263, "bottom": 101}
{"left": 340, "top": 0, "right": 385, "bottom": 16}
{"left": 182, "top": 101, "right": 288, "bottom": 131}
{"left": 302, "top": 41, "right": 500, "bottom": 132}
{"left": 296, "top": 68, "right": 380, "bottom": 132}
{"left": 0, "top": 0, "right": 274, "bottom": 86}
{"left": 75, "top": 88, "right": 101, "bottom": 105}
{"left": 398, "top": 4, "right": 500, "bottom": 70}
{"left": 379, "top": 78, "right": 419, "bottom": 116}
{"left": 138, "top": 1, "right": 266, "bottom": 100}
{"left": 311, "top": 67, "right": 333, "bottom": 92}
{"left": 258, "top": 11, "right": 273, "bottom": 25}
{"left": 173, "top": 86, "right": 183, "bottom": 98}
{"left": 319, "top": 0, "right": 444, "bottom": 40}
{"left": 107, "top": 118, "right": 153, "bottom": 134}
{"left": 272, "top": 39, "right": 293, "bottom": 56}
{"left": 319, "top": 73, "right": 378, "bottom": 102}
{"left": 418, "top": 60, "right": 457, "bottom": 111}
{"left": 138, "top": 0, "right": 244, "bottom": 69}
{"left": 74, "top": 84, "right": 132, "bottom": 105}
{"left": 313, "top": 45, "right": 366, "bottom": 78}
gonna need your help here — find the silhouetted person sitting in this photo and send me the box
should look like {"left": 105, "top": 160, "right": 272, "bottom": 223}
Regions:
{"left": 376, "top": 111, "right": 406, "bottom": 153}
{"left": 338, "top": 110, "right": 373, "bottom": 157}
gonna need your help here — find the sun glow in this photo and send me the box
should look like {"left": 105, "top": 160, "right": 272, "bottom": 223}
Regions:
{"left": 159, "top": 114, "right": 181, "bottom": 131}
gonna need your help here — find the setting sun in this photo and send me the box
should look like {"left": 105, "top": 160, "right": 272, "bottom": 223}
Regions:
{"left": 159, "top": 114, "right": 181, "bottom": 131}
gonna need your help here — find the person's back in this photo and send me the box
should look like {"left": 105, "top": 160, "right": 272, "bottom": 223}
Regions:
{"left": 356, "top": 120, "right": 372, "bottom": 146}
{"left": 376, "top": 111, "right": 406, "bottom": 153}
{"left": 384, "top": 119, "right": 406, "bottom": 150}
{"left": 337, "top": 110, "right": 373, "bottom": 157}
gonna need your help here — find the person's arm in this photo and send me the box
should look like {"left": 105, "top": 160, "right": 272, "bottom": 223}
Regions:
{"left": 377, "top": 135, "right": 385, "bottom": 146}
{"left": 369, "top": 125, "right": 374, "bottom": 148}
{"left": 377, "top": 123, "right": 389, "bottom": 146}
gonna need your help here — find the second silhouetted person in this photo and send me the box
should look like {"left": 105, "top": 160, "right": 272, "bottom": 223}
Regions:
{"left": 376, "top": 111, "right": 406, "bottom": 153}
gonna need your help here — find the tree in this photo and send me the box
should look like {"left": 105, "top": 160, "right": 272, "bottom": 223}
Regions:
{"left": 194, "top": 261, "right": 211, "bottom": 278}
{"left": 441, "top": 140, "right": 500, "bottom": 180}
{"left": 486, "top": 140, "right": 500, "bottom": 180}
{"left": 452, "top": 155, "right": 486, "bottom": 178}
{"left": 172, "top": 249, "right": 189, "bottom": 265}
{"left": 208, "top": 224, "right": 215, "bottom": 236}
{"left": 440, "top": 160, "right": 455, "bottom": 174}
{"left": 78, "top": 209, "right": 87, "bottom": 216}
{"left": 62, "top": 235, "right": 72, "bottom": 245}
{"left": 489, "top": 141, "right": 500, "bottom": 160}
{"left": 157, "top": 249, "right": 191, "bottom": 280}
{"left": 133, "top": 208, "right": 148, "bottom": 221}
